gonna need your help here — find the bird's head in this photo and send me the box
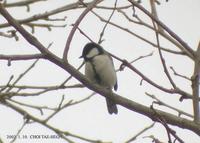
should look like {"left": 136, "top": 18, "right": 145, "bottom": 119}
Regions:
{"left": 80, "top": 42, "right": 104, "bottom": 61}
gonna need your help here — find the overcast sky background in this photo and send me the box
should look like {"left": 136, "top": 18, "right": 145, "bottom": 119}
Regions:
{"left": 0, "top": 0, "right": 200, "bottom": 143}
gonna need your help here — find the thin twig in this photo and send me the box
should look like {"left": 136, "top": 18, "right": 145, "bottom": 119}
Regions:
{"left": 0, "top": 75, "right": 13, "bottom": 92}
{"left": 117, "top": 7, "right": 188, "bottom": 56}
{"left": 170, "top": 66, "right": 191, "bottom": 81}
{"left": 117, "top": 51, "right": 153, "bottom": 72}
{"left": 1, "top": 0, "right": 200, "bottom": 137}
{"left": 191, "top": 61, "right": 200, "bottom": 123}
{"left": 0, "top": 1, "right": 84, "bottom": 28}
{"left": 125, "top": 123, "right": 155, "bottom": 143}
{"left": 4, "top": 0, "right": 46, "bottom": 8}
{"left": 143, "top": 135, "right": 165, "bottom": 143}
{"left": 119, "top": 59, "right": 192, "bottom": 98}
{"left": 5, "top": 59, "right": 40, "bottom": 93}
{"left": 146, "top": 92, "right": 193, "bottom": 118}
{"left": 130, "top": 52, "right": 153, "bottom": 64}
{"left": 150, "top": 0, "right": 177, "bottom": 89}
{"left": 96, "top": 4, "right": 132, "bottom": 10}
{"left": 151, "top": 105, "right": 185, "bottom": 143}
{"left": 128, "top": 0, "right": 195, "bottom": 59}
{"left": 74, "top": 25, "right": 94, "bottom": 42}
{"left": 0, "top": 31, "right": 18, "bottom": 40}
{"left": 24, "top": 22, "right": 67, "bottom": 33}
{"left": 0, "top": 83, "right": 84, "bottom": 90}
{"left": 9, "top": 120, "right": 27, "bottom": 143}
{"left": 8, "top": 99, "right": 55, "bottom": 115}
{"left": 63, "top": 0, "right": 103, "bottom": 61}
{"left": 3, "top": 100, "right": 109, "bottom": 143}
{"left": 0, "top": 54, "right": 45, "bottom": 61}
{"left": 191, "top": 41, "right": 200, "bottom": 123}
{"left": 93, "top": 11, "right": 185, "bottom": 55}
{"left": 98, "top": 0, "right": 118, "bottom": 44}
{"left": 60, "top": 62, "right": 85, "bottom": 86}
{"left": 45, "top": 93, "right": 95, "bottom": 122}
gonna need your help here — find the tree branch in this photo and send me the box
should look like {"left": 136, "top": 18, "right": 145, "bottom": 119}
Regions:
{"left": 93, "top": 11, "right": 185, "bottom": 56}
{"left": 128, "top": 0, "right": 195, "bottom": 59}
{"left": 0, "top": 1, "right": 83, "bottom": 28}
{"left": 2, "top": 101, "right": 109, "bottom": 143}
{"left": 63, "top": 0, "right": 103, "bottom": 61}
{"left": 117, "top": 7, "right": 188, "bottom": 58}
{"left": 3, "top": 0, "right": 46, "bottom": 8}
{"left": 98, "top": 0, "right": 118, "bottom": 44}
{"left": 1, "top": 1, "right": 200, "bottom": 137}
{"left": 125, "top": 123, "right": 155, "bottom": 143}
{"left": 0, "top": 54, "right": 45, "bottom": 61}
{"left": 146, "top": 92, "right": 193, "bottom": 118}
{"left": 191, "top": 41, "right": 200, "bottom": 123}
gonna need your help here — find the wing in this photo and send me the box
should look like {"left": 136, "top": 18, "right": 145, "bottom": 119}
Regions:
{"left": 114, "top": 81, "right": 118, "bottom": 91}
{"left": 91, "top": 54, "right": 117, "bottom": 90}
{"left": 108, "top": 52, "right": 118, "bottom": 91}
{"left": 85, "top": 61, "right": 101, "bottom": 84}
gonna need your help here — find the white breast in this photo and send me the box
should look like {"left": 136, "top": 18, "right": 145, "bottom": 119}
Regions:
{"left": 85, "top": 54, "right": 117, "bottom": 89}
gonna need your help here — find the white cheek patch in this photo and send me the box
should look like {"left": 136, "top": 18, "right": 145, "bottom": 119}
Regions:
{"left": 86, "top": 48, "right": 99, "bottom": 58}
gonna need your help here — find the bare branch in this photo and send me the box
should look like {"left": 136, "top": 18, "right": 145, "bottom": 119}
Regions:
{"left": 130, "top": 51, "right": 154, "bottom": 64}
{"left": 143, "top": 135, "right": 165, "bottom": 143}
{"left": 3, "top": 60, "right": 38, "bottom": 94}
{"left": 96, "top": 4, "right": 132, "bottom": 10}
{"left": 170, "top": 66, "right": 191, "bottom": 81}
{"left": 9, "top": 120, "right": 26, "bottom": 143}
{"left": 118, "top": 51, "right": 153, "bottom": 72}
{"left": 0, "top": 84, "right": 84, "bottom": 90}
{"left": 93, "top": 11, "right": 185, "bottom": 55}
{"left": 76, "top": 26, "right": 94, "bottom": 42}
{"left": 98, "top": 0, "right": 118, "bottom": 44}
{"left": 44, "top": 93, "right": 94, "bottom": 122}
{"left": 128, "top": 0, "right": 195, "bottom": 59}
{"left": 125, "top": 123, "right": 155, "bottom": 143}
{"left": 3, "top": 101, "right": 110, "bottom": 143}
{"left": 1, "top": 1, "right": 199, "bottom": 139}
{"left": 60, "top": 62, "right": 85, "bottom": 86}
{"left": 151, "top": 2, "right": 177, "bottom": 90}
{"left": 4, "top": 0, "right": 47, "bottom": 8}
{"left": 0, "top": 75, "right": 13, "bottom": 92}
{"left": 150, "top": 105, "right": 185, "bottom": 143}
{"left": 191, "top": 43, "right": 200, "bottom": 123}
{"left": 8, "top": 98, "right": 54, "bottom": 115}
{"left": 24, "top": 22, "right": 67, "bottom": 33}
{"left": 63, "top": 0, "right": 103, "bottom": 61}
{"left": 0, "top": 30, "right": 18, "bottom": 40}
{"left": 0, "top": 54, "right": 45, "bottom": 61}
{"left": 117, "top": 7, "right": 189, "bottom": 57}
{"left": 118, "top": 59, "right": 192, "bottom": 99}
{"left": 146, "top": 92, "right": 193, "bottom": 118}
{"left": 0, "top": 1, "right": 83, "bottom": 28}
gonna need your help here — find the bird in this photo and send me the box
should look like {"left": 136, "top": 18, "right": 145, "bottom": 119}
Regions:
{"left": 80, "top": 42, "right": 118, "bottom": 114}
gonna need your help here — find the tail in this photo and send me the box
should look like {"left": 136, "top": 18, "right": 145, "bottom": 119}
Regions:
{"left": 106, "top": 98, "right": 118, "bottom": 114}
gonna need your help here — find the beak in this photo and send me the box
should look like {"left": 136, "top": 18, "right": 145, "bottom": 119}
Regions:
{"left": 79, "top": 55, "right": 83, "bottom": 59}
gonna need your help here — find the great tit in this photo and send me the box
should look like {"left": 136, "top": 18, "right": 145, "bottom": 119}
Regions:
{"left": 80, "top": 42, "right": 118, "bottom": 114}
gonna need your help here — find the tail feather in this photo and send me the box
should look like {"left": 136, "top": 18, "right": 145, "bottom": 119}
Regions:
{"left": 106, "top": 98, "right": 118, "bottom": 114}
